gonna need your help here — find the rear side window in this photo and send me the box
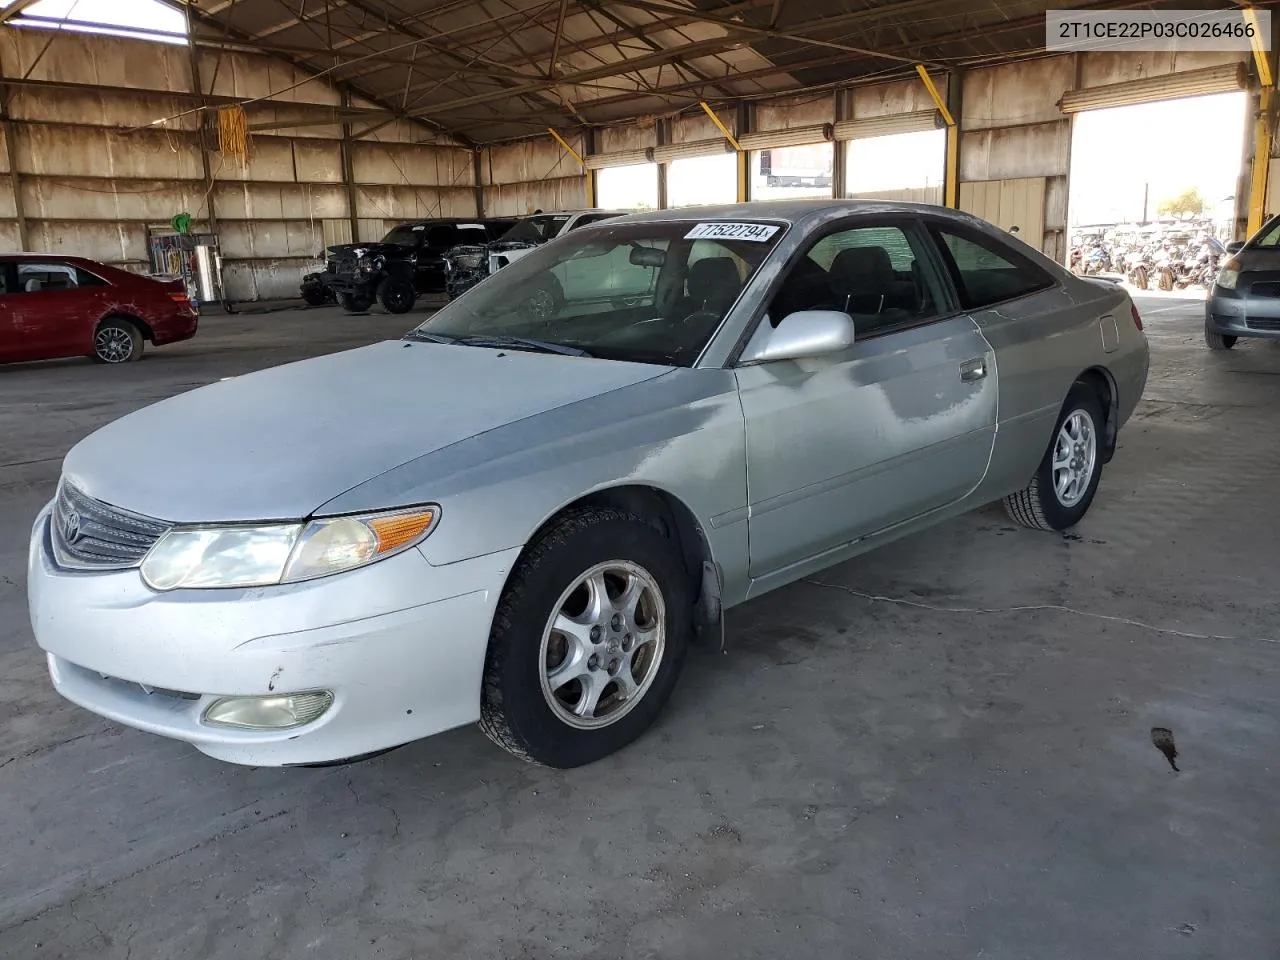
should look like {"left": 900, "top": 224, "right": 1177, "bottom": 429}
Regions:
{"left": 76, "top": 268, "right": 108, "bottom": 287}
{"left": 18, "top": 262, "right": 78, "bottom": 293}
{"left": 931, "top": 227, "right": 1054, "bottom": 309}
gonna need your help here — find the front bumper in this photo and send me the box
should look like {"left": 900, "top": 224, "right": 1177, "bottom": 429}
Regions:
{"left": 1206, "top": 286, "right": 1280, "bottom": 338}
{"left": 27, "top": 505, "right": 520, "bottom": 766}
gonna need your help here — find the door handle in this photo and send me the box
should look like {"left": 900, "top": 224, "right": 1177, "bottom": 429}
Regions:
{"left": 959, "top": 357, "right": 987, "bottom": 382}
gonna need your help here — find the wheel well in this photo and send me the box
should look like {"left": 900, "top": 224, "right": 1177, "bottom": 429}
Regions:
{"left": 1076, "top": 366, "right": 1117, "bottom": 460}
{"left": 98, "top": 313, "right": 153, "bottom": 343}
{"left": 529, "top": 485, "right": 719, "bottom": 628}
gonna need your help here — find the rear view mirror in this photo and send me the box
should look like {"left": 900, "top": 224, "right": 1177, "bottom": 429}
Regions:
{"left": 1226, "top": 241, "right": 1244, "bottom": 254}
{"left": 740, "top": 310, "right": 855, "bottom": 364}
{"left": 629, "top": 246, "right": 666, "bottom": 268}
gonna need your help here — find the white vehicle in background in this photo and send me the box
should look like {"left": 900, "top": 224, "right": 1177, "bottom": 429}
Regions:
{"left": 445, "top": 209, "right": 627, "bottom": 299}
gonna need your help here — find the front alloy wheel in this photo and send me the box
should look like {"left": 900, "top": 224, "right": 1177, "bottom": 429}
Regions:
{"left": 539, "top": 561, "right": 666, "bottom": 729}
{"left": 480, "top": 507, "right": 693, "bottom": 767}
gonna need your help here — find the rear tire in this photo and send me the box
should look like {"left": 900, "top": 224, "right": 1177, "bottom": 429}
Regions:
{"left": 91, "top": 318, "right": 144, "bottom": 364}
{"left": 479, "top": 507, "right": 693, "bottom": 768}
{"left": 339, "top": 292, "right": 374, "bottom": 313}
{"left": 1204, "top": 326, "right": 1237, "bottom": 350}
{"left": 377, "top": 276, "right": 417, "bottom": 314}
{"left": 521, "top": 275, "right": 564, "bottom": 323}
{"left": 1004, "top": 383, "right": 1105, "bottom": 532}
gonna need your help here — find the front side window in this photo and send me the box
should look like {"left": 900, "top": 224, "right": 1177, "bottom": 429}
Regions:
{"left": 931, "top": 227, "right": 1054, "bottom": 309}
{"left": 769, "top": 222, "right": 941, "bottom": 335}
{"left": 18, "top": 262, "right": 78, "bottom": 293}
{"left": 414, "top": 220, "right": 785, "bottom": 366}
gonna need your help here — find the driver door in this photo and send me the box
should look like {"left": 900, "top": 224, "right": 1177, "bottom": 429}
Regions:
{"left": 735, "top": 218, "right": 997, "bottom": 581}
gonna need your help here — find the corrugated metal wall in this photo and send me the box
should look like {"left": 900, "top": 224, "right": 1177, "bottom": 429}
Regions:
{"left": 480, "top": 134, "right": 588, "bottom": 216}
{"left": 0, "top": 29, "right": 476, "bottom": 301}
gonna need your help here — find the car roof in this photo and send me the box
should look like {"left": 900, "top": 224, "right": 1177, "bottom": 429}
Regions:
{"left": 608, "top": 198, "right": 976, "bottom": 227}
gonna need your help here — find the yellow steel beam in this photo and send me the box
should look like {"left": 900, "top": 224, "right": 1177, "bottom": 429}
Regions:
{"left": 547, "top": 126, "right": 586, "bottom": 168}
{"left": 1247, "top": 86, "right": 1275, "bottom": 236}
{"left": 944, "top": 125, "right": 959, "bottom": 208}
{"left": 698, "top": 100, "right": 744, "bottom": 152}
{"left": 915, "top": 64, "right": 955, "bottom": 127}
{"left": 736, "top": 149, "right": 749, "bottom": 203}
{"left": 1244, "top": 8, "right": 1273, "bottom": 88}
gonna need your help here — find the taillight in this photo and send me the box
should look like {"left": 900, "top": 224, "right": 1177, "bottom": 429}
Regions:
{"left": 1130, "top": 303, "right": 1143, "bottom": 331}
{"left": 168, "top": 293, "right": 191, "bottom": 305}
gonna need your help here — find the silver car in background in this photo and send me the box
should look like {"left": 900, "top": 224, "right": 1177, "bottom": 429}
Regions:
{"left": 1206, "top": 214, "right": 1280, "bottom": 349}
{"left": 27, "top": 200, "right": 1149, "bottom": 770}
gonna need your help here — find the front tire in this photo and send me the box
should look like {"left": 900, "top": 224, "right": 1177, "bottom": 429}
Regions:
{"left": 301, "top": 286, "right": 328, "bottom": 307}
{"left": 92, "top": 318, "right": 144, "bottom": 364}
{"left": 480, "top": 507, "right": 693, "bottom": 768}
{"left": 339, "top": 292, "right": 374, "bottom": 313}
{"left": 1004, "top": 384, "right": 1105, "bottom": 532}
{"left": 1205, "top": 325, "right": 1237, "bottom": 350}
{"left": 521, "top": 275, "right": 564, "bottom": 323}
{"left": 378, "top": 276, "right": 417, "bottom": 314}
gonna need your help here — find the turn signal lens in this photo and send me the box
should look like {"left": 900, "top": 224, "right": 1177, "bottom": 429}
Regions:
{"left": 281, "top": 506, "right": 438, "bottom": 583}
{"left": 369, "top": 510, "right": 437, "bottom": 552}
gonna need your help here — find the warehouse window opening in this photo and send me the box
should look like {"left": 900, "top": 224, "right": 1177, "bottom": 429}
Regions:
{"left": 596, "top": 163, "right": 658, "bottom": 211}
{"left": 668, "top": 154, "right": 736, "bottom": 208}
{"left": 2, "top": 0, "right": 189, "bottom": 45}
{"left": 752, "top": 143, "right": 833, "bottom": 201}
{"left": 846, "top": 128, "right": 945, "bottom": 205}
{"left": 1067, "top": 90, "right": 1247, "bottom": 287}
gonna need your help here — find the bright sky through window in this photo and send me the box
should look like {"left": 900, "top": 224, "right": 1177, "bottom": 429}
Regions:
{"left": 1, "top": 0, "right": 188, "bottom": 45}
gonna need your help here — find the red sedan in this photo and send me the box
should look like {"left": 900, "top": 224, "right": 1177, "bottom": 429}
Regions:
{"left": 0, "top": 254, "right": 198, "bottom": 365}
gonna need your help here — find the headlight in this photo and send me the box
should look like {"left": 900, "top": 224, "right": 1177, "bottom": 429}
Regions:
{"left": 1217, "top": 259, "right": 1241, "bottom": 290}
{"left": 358, "top": 255, "right": 385, "bottom": 274}
{"left": 140, "top": 506, "right": 439, "bottom": 591}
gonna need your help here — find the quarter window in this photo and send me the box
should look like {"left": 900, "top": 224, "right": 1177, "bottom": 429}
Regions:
{"left": 18, "top": 263, "right": 78, "bottom": 293}
{"left": 931, "top": 227, "right": 1053, "bottom": 309}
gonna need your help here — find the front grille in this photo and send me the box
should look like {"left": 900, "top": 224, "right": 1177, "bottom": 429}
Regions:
{"left": 1246, "top": 318, "right": 1280, "bottom": 331}
{"left": 1250, "top": 281, "right": 1280, "bottom": 298}
{"left": 51, "top": 482, "right": 170, "bottom": 570}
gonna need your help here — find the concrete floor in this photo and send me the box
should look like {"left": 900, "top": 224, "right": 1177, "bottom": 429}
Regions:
{"left": 2, "top": 297, "right": 1277, "bottom": 959}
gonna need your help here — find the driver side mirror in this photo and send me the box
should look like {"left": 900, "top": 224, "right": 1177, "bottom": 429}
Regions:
{"left": 739, "top": 310, "right": 855, "bottom": 364}
{"left": 1226, "top": 241, "right": 1244, "bottom": 254}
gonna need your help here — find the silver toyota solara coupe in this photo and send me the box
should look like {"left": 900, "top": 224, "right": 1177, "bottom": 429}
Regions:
{"left": 27, "top": 201, "right": 1149, "bottom": 769}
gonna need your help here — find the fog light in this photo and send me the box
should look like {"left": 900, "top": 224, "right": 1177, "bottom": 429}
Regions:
{"left": 202, "top": 691, "right": 333, "bottom": 730}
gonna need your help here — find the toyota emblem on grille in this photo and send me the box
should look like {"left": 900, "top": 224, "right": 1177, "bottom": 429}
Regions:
{"left": 62, "top": 509, "right": 82, "bottom": 544}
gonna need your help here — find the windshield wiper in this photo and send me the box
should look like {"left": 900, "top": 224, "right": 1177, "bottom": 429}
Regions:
{"left": 402, "top": 330, "right": 459, "bottom": 344}
{"left": 455, "top": 335, "right": 591, "bottom": 358}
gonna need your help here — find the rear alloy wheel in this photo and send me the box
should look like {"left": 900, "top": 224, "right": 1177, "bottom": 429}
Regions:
{"left": 1004, "top": 384, "right": 1105, "bottom": 532}
{"left": 1204, "top": 326, "right": 1237, "bottom": 350}
{"left": 521, "top": 276, "right": 564, "bottom": 323}
{"left": 92, "top": 318, "right": 143, "bottom": 364}
{"left": 339, "top": 292, "right": 374, "bottom": 313}
{"left": 480, "top": 507, "right": 692, "bottom": 767}
{"left": 377, "top": 276, "right": 417, "bottom": 314}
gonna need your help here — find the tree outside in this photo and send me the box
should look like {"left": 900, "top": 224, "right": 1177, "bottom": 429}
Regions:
{"left": 1157, "top": 187, "right": 1207, "bottom": 219}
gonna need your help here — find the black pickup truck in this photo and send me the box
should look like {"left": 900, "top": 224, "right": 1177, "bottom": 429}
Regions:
{"left": 312, "top": 218, "right": 516, "bottom": 314}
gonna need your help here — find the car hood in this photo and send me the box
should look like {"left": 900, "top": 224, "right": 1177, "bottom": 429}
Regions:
{"left": 1231, "top": 247, "right": 1280, "bottom": 272}
{"left": 62, "top": 341, "right": 672, "bottom": 523}
{"left": 326, "top": 242, "right": 413, "bottom": 258}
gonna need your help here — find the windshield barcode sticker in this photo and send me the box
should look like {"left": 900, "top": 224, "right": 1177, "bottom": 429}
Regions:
{"left": 685, "top": 222, "right": 780, "bottom": 242}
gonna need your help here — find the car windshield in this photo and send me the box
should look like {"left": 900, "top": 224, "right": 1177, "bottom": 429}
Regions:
{"left": 502, "top": 215, "right": 571, "bottom": 244}
{"left": 409, "top": 219, "right": 785, "bottom": 366}
{"left": 1252, "top": 217, "right": 1280, "bottom": 248}
{"left": 382, "top": 225, "right": 421, "bottom": 246}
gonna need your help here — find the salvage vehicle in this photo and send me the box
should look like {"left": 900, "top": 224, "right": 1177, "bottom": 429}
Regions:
{"left": 444, "top": 210, "right": 625, "bottom": 301}
{"left": 1205, "top": 214, "right": 1280, "bottom": 349}
{"left": 0, "top": 254, "right": 197, "bottom": 364}
{"left": 29, "top": 201, "right": 1149, "bottom": 770}
{"left": 323, "top": 218, "right": 516, "bottom": 314}
{"left": 299, "top": 270, "right": 336, "bottom": 307}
